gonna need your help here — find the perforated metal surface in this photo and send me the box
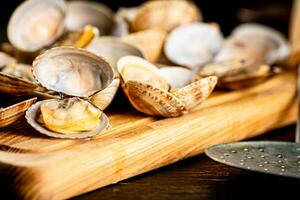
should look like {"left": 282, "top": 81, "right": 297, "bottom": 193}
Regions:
{"left": 205, "top": 141, "right": 300, "bottom": 179}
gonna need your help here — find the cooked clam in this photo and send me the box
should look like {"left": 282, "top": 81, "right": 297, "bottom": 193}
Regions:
{"left": 117, "top": 56, "right": 217, "bottom": 117}
{"left": 215, "top": 23, "right": 289, "bottom": 66}
{"left": 122, "top": 29, "right": 167, "bottom": 63}
{"left": 65, "top": 1, "right": 114, "bottom": 35}
{"left": 164, "top": 23, "right": 224, "bottom": 72}
{"left": 131, "top": 0, "right": 202, "bottom": 32}
{"left": 8, "top": 0, "right": 66, "bottom": 52}
{"left": 26, "top": 47, "right": 114, "bottom": 138}
{"left": 200, "top": 23, "right": 289, "bottom": 90}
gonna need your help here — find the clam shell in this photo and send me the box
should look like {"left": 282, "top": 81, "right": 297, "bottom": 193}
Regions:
{"left": 172, "top": 76, "right": 218, "bottom": 110}
{"left": 118, "top": 56, "right": 217, "bottom": 117}
{"left": 0, "top": 52, "right": 16, "bottom": 68}
{"left": 164, "top": 22, "right": 224, "bottom": 72}
{"left": 215, "top": 23, "right": 289, "bottom": 67}
{"left": 217, "top": 65, "right": 276, "bottom": 90}
{"left": 122, "top": 29, "right": 167, "bottom": 63}
{"left": 110, "top": 15, "right": 130, "bottom": 37}
{"left": 123, "top": 80, "right": 186, "bottom": 117}
{"left": 85, "top": 37, "right": 145, "bottom": 71}
{"left": 131, "top": 0, "right": 202, "bottom": 32}
{"left": 65, "top": 1, "right": 114, "bottom": 35}
{"left": 25, "top": 99, "right": 109, "bottom": 139}
{"left": 89, "top": 77, "right": 120, "bottom": 110}
{"left": 0, "top": 72, "right": 38, "bottom": 96}
{"left": 0, "top": 97, "right": 36, "bottom": 127}
{"left": 8, "top": 0, "right": 66, "bottom": 52}
{"left": 32, "top": 47, "right": 114, "bottom": 98}
{"left": 158, "top": 67, "right": 197, "bottom": 89}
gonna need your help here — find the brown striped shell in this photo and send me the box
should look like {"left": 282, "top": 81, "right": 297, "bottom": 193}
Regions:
{"left": 117, "top": 56, "right": 217, "bottom": 117}
{"left": 131, "top": 0, "right": 202, "bottom": 32}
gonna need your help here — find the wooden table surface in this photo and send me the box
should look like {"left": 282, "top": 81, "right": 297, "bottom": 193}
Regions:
{"left": 72, "top": 125, "right": 300, "bottom": 200}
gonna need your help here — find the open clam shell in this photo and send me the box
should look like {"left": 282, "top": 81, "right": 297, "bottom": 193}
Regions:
{"left": 131, "top": 0, "right": 202, "bottom": 32}
{"left": 215, "top": 23, "right": 290, "bottom": 67}
{"left": 117, "top": 56, "right": 217, "bottom": 117}
{"left": 164, "top": 23, "right": 224, "bottom": 72}
{"left": 122, "top": 29, "right": 167, "bottom": 63}
{"left": 26, "top": 99, "right": 109, "bottom": 139}
{"left": 65, "top": 1, "right": 114, "bottom": 35}
{"left": 32, "top": 47, "right": 114, "bottom": 98}
{"left": 8, "top": 0, "right": 66, "bottom": 52}
{"left": 0, "top": 97, "right": 36, "bottom": 127}
{"left": 26, "top": 47, "right": 114, "bottom": 138}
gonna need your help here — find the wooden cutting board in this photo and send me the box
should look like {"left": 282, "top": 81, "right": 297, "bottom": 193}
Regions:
{"left": 0, "top": 72, "right": 296, "bottom": 199}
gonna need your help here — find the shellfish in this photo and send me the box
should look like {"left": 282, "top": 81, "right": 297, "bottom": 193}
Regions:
{"left": 85, "top": 37, "right": 145, "bottom": 110}
{"left": 0, "top": 96, "right": 37, "bottom": 128}
{"left": 131, "top": 0, "right": 202, "bottom": 32}
{"left": 26, "top": 47, "right": 114, "bottom": 138}
{"left": 65, "top": 0, "right": 114, "bottom": 35}
{"left": 8, "top": 0, "right": 66, "bottom": 52}
{"left": 122, "top": 29, "right": 167, "bottom": 63}
{"left": 164, "top": 23, "right": 224, "bottom": 72}
{"left": 200, "top": 23, "right": 289, "bottom": 90}
{"left": 117, "top": 56, "right": 217, "bottom": 117}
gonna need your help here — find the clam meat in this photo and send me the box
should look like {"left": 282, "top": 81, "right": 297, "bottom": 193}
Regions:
{"left": 26, "top": 47, "right": 114, "bottom": 139}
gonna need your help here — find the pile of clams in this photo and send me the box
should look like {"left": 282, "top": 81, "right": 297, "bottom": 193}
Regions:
{"left": 0, "top": 0, "right": 291, "bottom": 139}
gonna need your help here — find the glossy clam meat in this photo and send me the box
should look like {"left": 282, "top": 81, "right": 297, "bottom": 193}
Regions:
{"left": 117, "top": 56, "right": 217, "bottom": 117}
{"left": 8, "top": 0, "right": 66, "bottom": 52}
{"left": 38, "top": 98, "right": 102, "bottom": 134}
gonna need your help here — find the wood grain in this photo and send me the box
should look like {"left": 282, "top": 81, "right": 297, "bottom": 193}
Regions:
{"left": 0, "top": 72, "right": 296, "bottom": 199}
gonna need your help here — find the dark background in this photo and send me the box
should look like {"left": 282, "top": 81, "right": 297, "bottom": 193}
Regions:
{"left": 0, "top": 0, "right": 292, "bottom": 40}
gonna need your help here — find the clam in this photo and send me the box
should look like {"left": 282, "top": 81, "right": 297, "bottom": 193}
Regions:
{"left": 215, "top": 23, "right": 290, "bottom": 67}
{"left": 122, "top": 29, "right": 167, "bottom": 63}
{"left": 200, "top": 23, "right": 289, "bottom": 90}
{"left": 0, "top": 52, "right": 40, "bottom": 96}
{"left": 0, "top": 97, "right": 37, "bottom": 128}
{"left": 111, "top": 7, "right": 139, "bottom": 37}
{"left": 8, "top": 0, "right": 66, "bottom": 52}
{"left": 0, "top": 52, "right": 16, "bottom": 68}
{"left": 164, "top": 23, "right": 224, "bottom": 72}
{"left": 117, "top": 56, "right": 217, "bottom": 117}
{"left": 131, "top": 0, "right": 202, "bottom": 32}
{"left": 85, "top": 37, "right": 146, "bottom": 109}
{"left": 65, "top": 1, "right": 114, "bottom": 35}
{"left": 26, "top": 47, "right": 114, "bottom": 139}
{"left": 85, "top": 37, "right": 145, "bottom": 70}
